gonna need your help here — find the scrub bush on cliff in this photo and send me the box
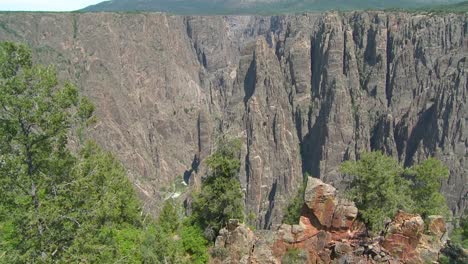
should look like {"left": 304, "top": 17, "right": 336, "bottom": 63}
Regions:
{"left": 283, "top": 174, "right": 308, "bottom": 225}
{"left": 141, "top": 200, "right": 208, "bottom": 264}
{"left": 341, "top": 151, "right": 450, "bottom": 232}
{"left": 340, "top": 152, "right": 413, "bottom": 231}
{"left": 405, "top": 157, "right": 449, "bottom": 218}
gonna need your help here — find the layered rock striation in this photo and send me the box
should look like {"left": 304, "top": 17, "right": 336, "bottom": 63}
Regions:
{"left": 0, "top": 11, "right": 466, "bottom": 225}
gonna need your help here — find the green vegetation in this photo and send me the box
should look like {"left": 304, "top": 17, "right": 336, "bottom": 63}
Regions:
{"left": 446, "top": 215, "right": 468, "bottom": 264}
{"left": 143, "top": 138, "right": 245, "bottom": 262}
{"left": 451, "top": 215, "right": 468, "bottom": 248}
{"left": 340, "top": 151, "right": 449, "bottom": 232}
{"left": 0, "top": 41, "right": 211, "bottom": 263}
{"left": 418, "top": 1, "right": 468, "bottom": 13}
{"left": 210, "top": 247, "right": 229, "bottom": 260}
{"left": 382, "top": 0, "right": 468, "bottom": 14}
{"left": 60, "top": 143, "right": 144, "bottom": 263}
{"left": 341, "top": 152, "right": 413, "bottom": 231}
{"left": 440, "top": 214, "right": 468, "bottom": 263}
{"left": 191, "top": 138, "right": 245, "bottom": 238}
{"left": 405, "top": 158, "right": 450, "bottom": 218}
{"left": 283, "top": 175, "right": 308, "bottom": 225}
{"left": 440, "top": 242, "right": 468, "bottom": 263}
{"left": 82, "top": 0, "right": 464, "bottom": 15}
{"left": 141, "top": 200, "right": 209, "bottom": 264}
{"left": 282, "top": 248, "right": 308, "bottom": 264}
{"left": 0, "top": 41, "right": 100, "bottom": 262}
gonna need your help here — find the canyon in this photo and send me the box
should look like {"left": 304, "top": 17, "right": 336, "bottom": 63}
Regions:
{"left": 0, "top": 11, "right": 466, "bottom": 228}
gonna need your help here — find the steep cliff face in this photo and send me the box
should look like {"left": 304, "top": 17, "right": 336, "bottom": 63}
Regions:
{"left": 300, "top": 13, "right": 468, "bottom": 218}
{"left": 0, "top": 11, "right": 466, "bottom": 227}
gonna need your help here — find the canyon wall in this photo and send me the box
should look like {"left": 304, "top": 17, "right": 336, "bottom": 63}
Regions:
{"left": 0, "top": 11, "right": 466, "bottom": 227}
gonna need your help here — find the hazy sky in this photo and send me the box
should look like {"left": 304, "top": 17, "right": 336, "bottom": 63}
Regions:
{"left": 0, "top": 0, "right": 103, "bottom": 11}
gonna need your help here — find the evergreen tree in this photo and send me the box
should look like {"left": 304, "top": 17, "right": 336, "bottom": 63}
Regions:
{"left": 340, "top": 152, "right": 413, "bottom": 231}
{"left": 0, "top": 42, "right": 143, "bottom": 263}
{"left": 405, "top": 157, "right": 449, "bottom": 218}
{"left": 141, "top": 200, "right": 208, "bottom": 264}
{"left": 0, "top": 41, "right": 93, "bottom": 262}
{"left": 179, "top": 224, "right": 209, "bottom": 264}
{"left": 61, "top": 142, "right": 143, "bottom": 263}
{"left": 158, "top": 199, "right": 180, "bottom": 234}
{"left": 341, "top": 151, "right": 451, "bottom": 232}
{"left": 191, "top": 138, "right": 244, "bottom": 236}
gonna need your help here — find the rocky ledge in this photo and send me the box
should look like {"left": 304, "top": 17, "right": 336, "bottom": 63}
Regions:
{"left": 212, "top": 177, "right": 448, "bottom": 264}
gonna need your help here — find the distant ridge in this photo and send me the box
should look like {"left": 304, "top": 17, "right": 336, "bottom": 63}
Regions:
{"left": 423, "top": 0, "right": 468, "bottom": 12}
{"left": 81, "top": 0, "right": 465, "bottom": 15}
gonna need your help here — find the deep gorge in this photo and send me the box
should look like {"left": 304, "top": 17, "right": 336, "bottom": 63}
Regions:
{"left": 0, "top": 11, "right": 466, "bottom": 228}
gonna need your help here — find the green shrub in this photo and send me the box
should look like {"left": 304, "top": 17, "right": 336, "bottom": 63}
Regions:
{"left": 451, "top": 215, "right": 468, "bottom": 249}
{"left": 340, "top": 152, "right": 450, "bottom": 232}
{"left": 141, "top": 200, "right": 209, "bottom": 264}
{"left": 340, "top": 152, "right": 413, "bottom": 231}
{"left": 283, "top": 176, "right": 308, "bottom": 225}
{"left": 282, "top": 248, "right": 308, "bottom": 264}
{"left": 180, "top": 224, "right": 209, "bottom": 264}
{"left": 158, "top": 200, "right": 181, "bottom": 234}
{"left": 439, "top": 254, "right": 451, "bottom": 264}
{"left": 440, "top": 242, "right": 468, "bottom": 264}
{"left": 0, "top": 42, "right": 146, "bottom": 262}
{"left": 140, "top": 223, "right": 185, "bottom": 264}
{"left": 210, "top": 247, "right": 229, "bottom": 260}
{"left": 191, "top": 138, "right": 244, "bottom": 235}
{"left": 405, "top": 158, "right": 449, "bottom": 218}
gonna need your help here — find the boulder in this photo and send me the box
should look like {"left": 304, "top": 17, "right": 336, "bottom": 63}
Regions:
{"left": 382, "top": 211, "right": 447, "bottom": 264}
{"left": 382, "top": 211, "right": 424, "bottom": 260}
{"left": 213, "top": 221, "right": 255, "bottom": 263}
{"left": 304, "top": 177, "right": 358, "bottom": 230}
{"left": 427, "top": 215, "right": 447, "bottom": 238}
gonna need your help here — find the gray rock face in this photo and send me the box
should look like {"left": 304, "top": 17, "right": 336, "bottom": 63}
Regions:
{"left": 0, "top": 11, "right": 466, "bottom": 226}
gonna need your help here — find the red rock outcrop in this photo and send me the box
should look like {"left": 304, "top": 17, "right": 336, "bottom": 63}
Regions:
{"left": 382, "top": 212, "right": 425, "bottom": 262}
{"left": 302, "top": 177, "right": 359, "bottom": 239}
{"left": 382, "top": 212, "right": 447, "bottom": 264}
{"left": 212, "top": 178, "right": 448, "bottom": 264}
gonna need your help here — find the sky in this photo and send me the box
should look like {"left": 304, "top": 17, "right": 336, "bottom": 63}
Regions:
{"left": 0, "top": 0, "right": 103, "bottom": 11}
